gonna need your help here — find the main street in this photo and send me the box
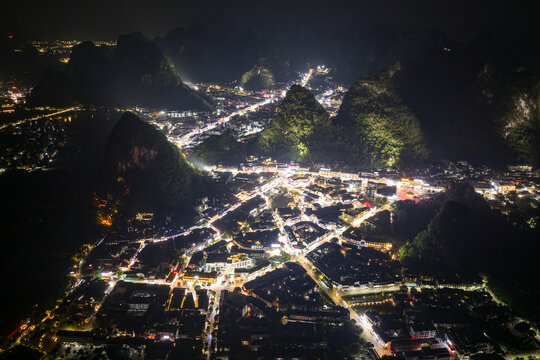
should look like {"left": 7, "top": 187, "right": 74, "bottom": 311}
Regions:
{"left": 286, "top": 202, "right": 393, "bottom": 358}
{"left": 166, "top": 67, "right": 327, "bottom": 150}
{"left": 295, "top": 255, "right": 391, "bottom": 357}
{"left": 268, "top": 184, "right": 394, "bottom": 357}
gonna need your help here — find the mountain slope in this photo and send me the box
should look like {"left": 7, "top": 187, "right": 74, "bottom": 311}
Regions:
{"left": 240, "top": 61, "right": 276, "bottom": 91}
{"left": 29, "top": 33, "right": 210, "bottom": 111}
{"left": 193, "top": 130, "right": 251, "bottom": 166}
{"left": 98, "top": 112, "right": 201, "bottom": 213}
{"left": 398, "top": 182, "right": 540, "bottom": 319}
{"left": 155, "top": 26, "right": 260, "bottom": 83}
{"left": 258, "top": 85, "right": 332, "bottom": 162}
{"left": 393, "top": 54, "right": 540, "bottom": 165}
{"left": 334, "top": 71, "right": 429, "bottom": 167}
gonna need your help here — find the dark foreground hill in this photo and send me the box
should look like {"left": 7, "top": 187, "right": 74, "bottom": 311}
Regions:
{"left": 191, "top": 25, "right": 539, "bottom": 168}
{"left": 28, "top": 33, "right": 211, "bottom": 111}
{"left": 98, "top": 112, "right": 202, "bottom": 214}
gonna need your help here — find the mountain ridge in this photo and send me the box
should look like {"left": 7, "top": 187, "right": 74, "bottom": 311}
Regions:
{"left": 29, "top": 33, "right": 211, "bottom": 111}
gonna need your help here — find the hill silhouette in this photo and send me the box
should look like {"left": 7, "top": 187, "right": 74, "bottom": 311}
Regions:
{"left": 29, "top": 33, "right": 211, "bottom": 110}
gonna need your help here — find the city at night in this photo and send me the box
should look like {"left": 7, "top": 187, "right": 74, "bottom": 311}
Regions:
{"left": 0, "top": 1, "right": 539, "bottom": 359}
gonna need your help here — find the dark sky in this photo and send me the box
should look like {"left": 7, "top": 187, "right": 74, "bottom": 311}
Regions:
{"left": 2, "top": 0, "right": 539, "bottom": 41}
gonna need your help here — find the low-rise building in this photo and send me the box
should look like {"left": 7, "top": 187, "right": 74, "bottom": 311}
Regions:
{"left": 204, "top": 253, "right": 254, "bottom": 273}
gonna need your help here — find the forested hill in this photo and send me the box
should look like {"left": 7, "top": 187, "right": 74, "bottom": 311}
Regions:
{"left": 195, "top": 78, "right": 429, "bottom": 168}
{"left": 258, "top": 84, "right": 332, "bottom": 162}
{"left": 400, "top": 182, "right": 538, "bottom": 277}
{"left": 195, "top": 62, "right": 538, "bottom": 168}
{"left": 333, "top": 71, "right": 429, "bottom": 167}
{"left": 98, "top": 112, "right": 202, "bottom": 214}
{"left": 397, "top": 182, "right": 540, "bottom": 321}
{"left": 392, "top": 54, "right": 540, "bottom": 165}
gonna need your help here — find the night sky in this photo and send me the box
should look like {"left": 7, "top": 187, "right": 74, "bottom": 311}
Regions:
{"left": 2, "top": 0, "right": 539, "bottom": 41}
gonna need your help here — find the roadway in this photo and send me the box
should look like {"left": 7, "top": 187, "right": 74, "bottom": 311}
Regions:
{"left": 301, "top": 68, "right": 315, "bottom": 87}
{"left": 175, "top": 97, "right": 276, "bottom": 148}
{"left": 172, "top": 68, "right": 317, "bottom": 149}
{"left": 205, "top": 290, "right": 220, "bottom": 359}
{"left": 0, "top": 106, "right": 79, "bottom": 131}
{"left": 273, "top": 200, "right": 393, "bottom": 357}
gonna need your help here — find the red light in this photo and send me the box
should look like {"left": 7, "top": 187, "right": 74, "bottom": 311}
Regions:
{"left": 8, "top": 35, "right": 14, "bottom": 39}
